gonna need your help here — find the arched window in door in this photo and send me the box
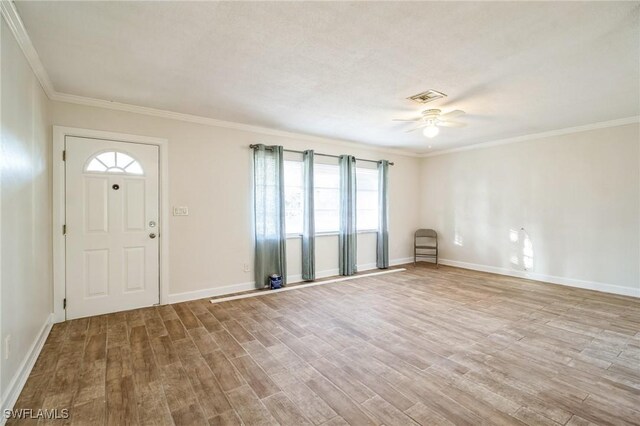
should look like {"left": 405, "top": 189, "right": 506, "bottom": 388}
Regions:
{"left": 85, "top": 151, "right": 144, "bottom": 175}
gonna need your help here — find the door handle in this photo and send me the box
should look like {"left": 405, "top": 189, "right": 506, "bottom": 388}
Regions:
{"left": 149, "top": 233, "right": 157, "bottom": 239}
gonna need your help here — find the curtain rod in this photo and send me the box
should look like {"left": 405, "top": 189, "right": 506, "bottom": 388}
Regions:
{"left": 249, "top": 145, "right": 394, "bottom": 166}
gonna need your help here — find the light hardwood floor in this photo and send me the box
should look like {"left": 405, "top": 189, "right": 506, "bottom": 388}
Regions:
{"left": 10, "top": 265, "right": 640, "bottom": 425}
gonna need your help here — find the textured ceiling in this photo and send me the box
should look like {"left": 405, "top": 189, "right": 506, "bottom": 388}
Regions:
{"left": 15, "top": 1, "right": 640, "bottom": 153}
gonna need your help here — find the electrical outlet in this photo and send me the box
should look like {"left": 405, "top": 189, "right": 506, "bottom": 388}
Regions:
{"left": 173, "top": 206, "right": 189, "bottom": 216}
{"left": 243, "top": 263, "right": 250, "bottom": 272}
{"left": 4, "top": 335, "right": 11, "bottom": 360}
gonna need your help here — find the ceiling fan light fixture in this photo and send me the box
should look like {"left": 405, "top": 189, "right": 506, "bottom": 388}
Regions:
{"left": 423, "top": 125, "right": 440, "bottom": 138}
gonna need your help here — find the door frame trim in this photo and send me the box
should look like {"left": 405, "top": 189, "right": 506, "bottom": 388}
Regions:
{"left": 53, "top": 126, "right": 169, "bottom": 323}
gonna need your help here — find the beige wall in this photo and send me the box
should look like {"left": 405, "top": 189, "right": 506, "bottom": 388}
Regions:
{"left": 420, "top": 123, "right": 640, "bottom": 296}
{"left": 1, "top": 18, "right": 53, "bottom": 401}
{"left": 51, "top": 102, "right": 422, "bottom": 300}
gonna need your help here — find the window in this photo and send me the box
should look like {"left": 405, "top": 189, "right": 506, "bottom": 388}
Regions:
{"left": 85, "top": 151, "right": 143, "bottom": 175}
{"left": 356, "top": 167, "right": 379, "bottom": 231}
{"left": 314, "top": 163, "right": 340, "bottom": 233}
{"left": 283, "top": 160, "right": 380, "bottom": 235}
{"left": 284, "top": 160, "right": 303, "bottom": 234}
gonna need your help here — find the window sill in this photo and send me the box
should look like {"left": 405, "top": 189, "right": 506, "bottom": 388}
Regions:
{"left": 286, "top": 230, "right": 377, "bottom": 239}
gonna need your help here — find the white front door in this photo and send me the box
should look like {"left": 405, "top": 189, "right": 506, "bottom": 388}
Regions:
{"left": 65, "top": 136, "right": 160, "bottom": 319}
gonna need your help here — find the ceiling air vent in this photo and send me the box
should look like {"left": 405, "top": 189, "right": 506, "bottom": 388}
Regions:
{"left": 407, "top": 90, "right": 447, "bottom": 104}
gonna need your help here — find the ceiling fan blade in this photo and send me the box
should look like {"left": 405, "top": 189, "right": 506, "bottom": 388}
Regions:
{"left": 405, "top": 123, "right": 430, "bottom": 133}
{"left": 439, "top": 109, "right": 465, "bottom": 120}
{"left": 438, "top": 121, "right": 467, "bottom": 128}
{"left": 392, "top": 117, "right": 421, "bottom": 122}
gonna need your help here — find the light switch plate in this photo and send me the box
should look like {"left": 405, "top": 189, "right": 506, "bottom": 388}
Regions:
{"left": 173, "top": 206, "right": 189, "bottom": 216}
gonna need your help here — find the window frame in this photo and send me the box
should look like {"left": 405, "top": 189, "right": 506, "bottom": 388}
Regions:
{"left": 283, "top": 159, "right": 381, "bottom": 237}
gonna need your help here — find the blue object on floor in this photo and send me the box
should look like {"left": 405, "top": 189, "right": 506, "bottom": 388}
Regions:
{"left": 269, "top": 274, "right": 283, "bottom": 289}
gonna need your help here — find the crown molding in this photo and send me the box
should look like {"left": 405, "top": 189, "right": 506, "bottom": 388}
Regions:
{"left": 0, "top": 0, "right": 55, "bottom": 98}
{"left": 50, "top": 92, "right": 420, "bottom": 158}
{"left": 420, "top": 116, "right": 640, "bottom": 158}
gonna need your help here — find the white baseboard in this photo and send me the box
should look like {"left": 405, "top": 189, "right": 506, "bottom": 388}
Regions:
{"left": 167, "top": 257, "right": 415, "bottom": 304}
{"left": 166, "top": 281, "right": 256, "bottom": 304}
{"left": 390, "top": 257, "right": 414, "bottom": 267}
{"left": 289, "top": 260, "right": 398, "bottom": 284}
{"left": 439, "top": 259, "right": 640, "bottom": 298}
{"left": 211, "top": 268, "right": 407, "bottom": 304}
{"left": 1, "top": 314, "right": 54, "bottom": 424}
{"left": 287, "top": 268, "right": 339, "bottom": 285}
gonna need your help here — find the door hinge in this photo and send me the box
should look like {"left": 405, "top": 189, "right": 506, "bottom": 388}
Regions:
{"left": 63, "top": 298, "right": 66, "bottom": 309}
{"left": 62, "top": 150, "right": 66, "bottom": 161}
{"left": 63, "top": 224, "right": 66, "bottom": 235}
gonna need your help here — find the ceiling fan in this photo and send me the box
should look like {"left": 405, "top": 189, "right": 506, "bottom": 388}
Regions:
{"left": 393, "top": 109, "right": 466, "bottom": 138}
